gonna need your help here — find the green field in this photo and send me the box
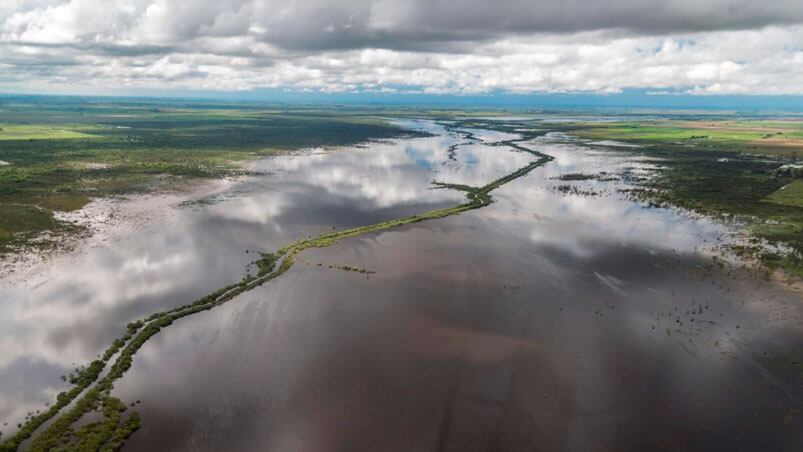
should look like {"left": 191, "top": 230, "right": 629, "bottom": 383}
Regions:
{"left": 0, "top": 124, "right": 99, "bottom": 141}
{"left": 573, "top": 120, "right": 803, "bottom": 158}
{"left": 765, "top": 180, "right": 803, "bottom": 208}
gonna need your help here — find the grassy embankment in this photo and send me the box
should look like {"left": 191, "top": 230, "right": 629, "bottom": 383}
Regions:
{"left": 0, "top": 123, "right": 553, "bottom": 451}
{"left": 569, "top": 120, "right": 803, "bottom": 278}
{"left": 0, "top": 98, "right": 421, "bottom": 254}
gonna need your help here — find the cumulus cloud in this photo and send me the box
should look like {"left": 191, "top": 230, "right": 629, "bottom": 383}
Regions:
{"left": 1, "top": 0, "right": 802, "bottom": 95}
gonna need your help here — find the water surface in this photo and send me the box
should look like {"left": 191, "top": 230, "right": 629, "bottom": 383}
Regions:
{"left": 1, "top": 120, "right": 802, "bottom": 451}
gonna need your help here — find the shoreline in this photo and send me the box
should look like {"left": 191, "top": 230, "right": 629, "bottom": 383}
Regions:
{"left": 0, "top": 175, "right": 239, "bottom": 288}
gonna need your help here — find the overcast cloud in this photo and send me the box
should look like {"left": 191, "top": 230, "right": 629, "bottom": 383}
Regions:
{"left": 1, "top": 0, "right": 803, "bottom": 95}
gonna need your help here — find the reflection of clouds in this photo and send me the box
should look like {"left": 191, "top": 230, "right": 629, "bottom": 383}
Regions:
{"left": 0, "top": 121, "right": 576, "bottom": 408}
{"left": 0, "top": 357, "right": 63, "bottom": 423}
{"left": 457, "top": 127, "right": 519, "bottom": 143}
{"left": 491, "top": 139, "right": 735, "bottom": 259}
{"left": 437, "top": 143, "right": 533, "bottom": 186}
{"left": 208, "top": 190, "right": 290, "bottom": 225}
{"left": 250, "top": 132, "right": 464, "bottom": 209}
{"left": 0, "top": 212, "right": 237, "bottom": 428}
{"left": 0, "top": 119, "right": 505, "bottom": 430}
{"left": 3, "top": 227, "right": 216, "bottom": 360}
{"left": 0, "top": 119, "right": 750, "bottom": 435}
{"left": 245, "top": 121, "right": 533, "bottom": 211}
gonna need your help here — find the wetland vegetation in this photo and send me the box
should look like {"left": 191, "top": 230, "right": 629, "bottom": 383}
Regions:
{"left": 566, "top": 119, "right": 803, "bottom": 278}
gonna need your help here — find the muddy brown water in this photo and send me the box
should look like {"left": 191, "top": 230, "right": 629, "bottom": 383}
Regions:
{"left": 1, "top": 120, "right": 802, "bottom": 451}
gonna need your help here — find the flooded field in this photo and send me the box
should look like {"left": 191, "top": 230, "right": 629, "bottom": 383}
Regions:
{"left": 2, "top": 119, "right": 802, "bottom": 451}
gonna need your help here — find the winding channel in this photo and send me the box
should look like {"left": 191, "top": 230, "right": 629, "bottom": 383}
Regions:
{"left": 2, "top": 125, "right": 554, "bottom": 451}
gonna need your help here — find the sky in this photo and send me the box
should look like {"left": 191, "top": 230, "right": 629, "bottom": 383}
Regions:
{"left": 2, "top": 0, "right": 803, "bottom": 101}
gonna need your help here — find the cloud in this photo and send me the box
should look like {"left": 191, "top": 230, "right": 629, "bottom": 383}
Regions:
{"left": 1, "top": 1, "right": 803, "bottom": 95}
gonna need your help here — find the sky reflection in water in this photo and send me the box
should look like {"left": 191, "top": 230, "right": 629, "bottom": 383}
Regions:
{"left": 0, "top": 120, "right": 523, "bottom": 426}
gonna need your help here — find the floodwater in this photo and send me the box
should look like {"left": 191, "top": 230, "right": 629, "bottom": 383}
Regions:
{"left": 2, "top": 120, "right": 802, "bottom": 451}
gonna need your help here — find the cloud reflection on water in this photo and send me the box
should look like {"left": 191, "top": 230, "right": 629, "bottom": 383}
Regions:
{"left": 0, "top": 120, "right": 531, "bottom": 427}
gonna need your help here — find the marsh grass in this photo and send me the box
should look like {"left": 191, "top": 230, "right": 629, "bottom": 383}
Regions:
{"left": 764, "top": 180, "right": 803, "bottom": 209}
